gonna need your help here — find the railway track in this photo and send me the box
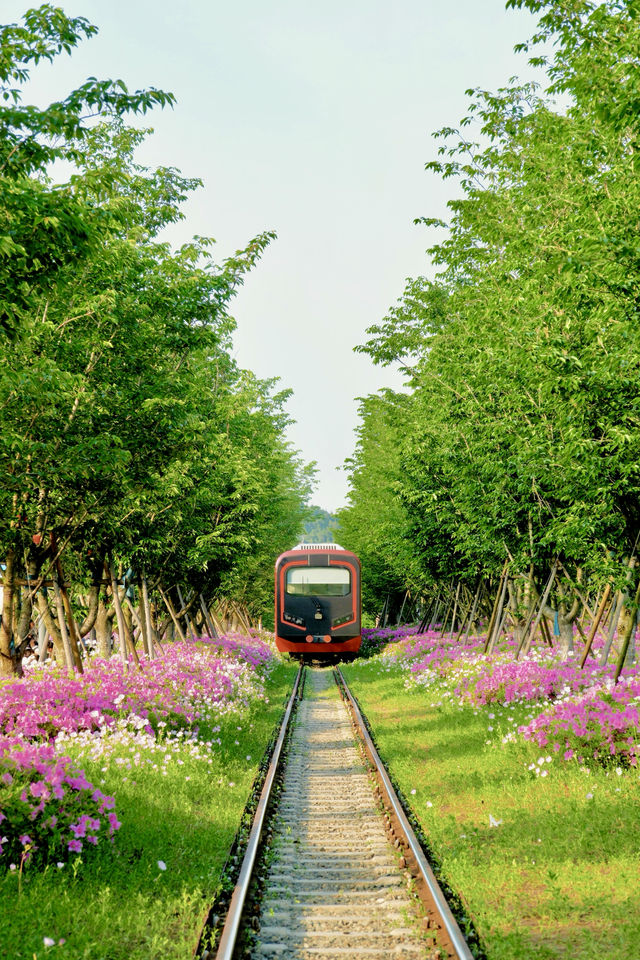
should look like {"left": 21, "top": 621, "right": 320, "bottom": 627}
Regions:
{"left": 199, "top": 666, "right": 475, "bottom": 960}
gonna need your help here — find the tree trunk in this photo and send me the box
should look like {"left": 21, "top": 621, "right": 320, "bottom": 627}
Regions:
{"left": 449, "top": 583, "right": 461, "bottom": 636}
{"left": 557, "top": 606, "right": 577, "bottom": 656}
{"left": 176, "top": 585, "right": 197, "bottom": 639}
{"left": 599, "top": 559, "right": 636, "bottom": 666}
{"left": 428, "top": 596, "right": 442, "bottom": 632}
{"left": 0, "top": 548, "right": 16, "bottom": 676}
{"left": 53, "top": 574, "right": 76, "bottom": 673}
{"left": 141, "top": 572, "right": 155, "bottom": 658}
{"left": 484, "top": 563, "right": 509, "bottom": 653}
{"left": 95, "top": 596, "right": 113, "bottom": 657}
{"left": 78, "top": 583, "right": 101, "bottom": 637}
{"left": 614, "top": 578, "right": 640, "bottom": 683}
{"left": 109, "top": 563, "right": 129, "bottom": 670}
{"left": 200, "top": 595, "right": 217, "bottom": 639}
{"left": 37, "top": 616, "right": 48, "bottom": 661}
{"left": 159, "top": 587, "right": 187, "bottom": 642}
{"left": 121, "top": 599, "right": 140, "bottom": 664}
{"left": 579, "top": 583, "right": 611, "bottom": 668}
{"left": 518, "top": 560, "right": 558, "bottom": 658}
{"left": 58, "top": 571, "right": 84, "bottom": 673}
{"left": 462, "top": 581, "right": 483, "bottom": 641}
{"left": 36, "top": 588, "right": 64, "bottom": 663}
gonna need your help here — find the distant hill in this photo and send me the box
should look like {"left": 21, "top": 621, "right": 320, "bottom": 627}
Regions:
{"left": 302, "top": 507, "right": 339, "bottom": 544}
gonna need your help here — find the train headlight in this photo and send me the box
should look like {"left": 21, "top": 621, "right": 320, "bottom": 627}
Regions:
{"left": 283, "top": 612, "right": 305, "bottom": 626}
{"left": 332, "top": 614, "right": 352, "bottom": 627}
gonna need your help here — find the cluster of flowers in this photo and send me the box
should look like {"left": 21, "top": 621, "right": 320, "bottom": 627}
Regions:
{"left": 55, "top": 714, "right": 220, "bottom": 770}
{"left": 519, "top": 675, "right": 640, "bottom": 766}
{"left": 452, "top": 655, "right": 622, "bottom": 706}
{"left": 0, "top": 638, "right": 274, "bottom": 742}
{"left": 360, "top": 624, "right": 421, "bottom": 658}
{"left": 370, "top": 624, "right": 640, "bottom": 769}
{"left": 197, "top": 631, "right": 275, "bottom": 671}
{"left": 0, "top": 634, "right": 277, "bottom": 871}
{"left": 0, "top": 737, "right": 119, "bottom": 868}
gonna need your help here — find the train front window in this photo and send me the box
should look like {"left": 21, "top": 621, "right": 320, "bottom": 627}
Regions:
{"left": 286, "top": 567, "right": 351, "bottom": 597}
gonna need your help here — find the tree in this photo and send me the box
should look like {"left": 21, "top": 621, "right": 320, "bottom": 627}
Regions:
{"left": 343, "top": 0, "right": 640, "bottom": 653}
{"left": 0, "top": 10, "right": 311, "bottom": 673}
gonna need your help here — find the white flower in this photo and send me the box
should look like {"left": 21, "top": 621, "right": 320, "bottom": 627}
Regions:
{"left": 157, "top": 860, "right": 167, "bottom": 871}
{"left": 426, "top": 801, "right": 433, "bottom": 808}
{"left": 43, "top": 938, "right": 56, "bottom": 948}
{"left": 616, "top": 767, "right": 623, "bottom": 776}
{"left": 410, "top": 789, "right": 416, "bottom": 795}
{"left": 246, "top": 755, "right": 251, "bottom": 761}
{"left": 57, "top": 862, "right": 65, "bottom": 869}
{"left": 489, "top": 815, "right": 503, "bottom": 827}
{"left": 586, "top": 793, "right": 593, "bottom": 800}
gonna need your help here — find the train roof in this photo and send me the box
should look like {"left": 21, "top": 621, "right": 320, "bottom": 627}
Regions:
{"left": 290, "top": 542, "right": 345, "bottom": 551}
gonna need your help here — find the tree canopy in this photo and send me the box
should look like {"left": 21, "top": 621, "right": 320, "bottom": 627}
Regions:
{"left": 339, "top": 0, "right": 640, "bottom": 626}
{"left": 0, "top": 6, "right": 311, "bottom": 673}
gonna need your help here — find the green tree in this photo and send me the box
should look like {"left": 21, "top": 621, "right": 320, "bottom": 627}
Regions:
{"left": 0, "top": 10, "right": 311, "bottom": 672}
{"left": 344, "top": 0, "right": 640, "bottom": 648}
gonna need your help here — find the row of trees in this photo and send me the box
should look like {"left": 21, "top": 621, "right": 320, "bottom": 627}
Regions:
{"left": 0, "top": 6, "right": 312, "bottom": 675}
{"left": 339, "top": 0, "right": 640, "bottom": 663}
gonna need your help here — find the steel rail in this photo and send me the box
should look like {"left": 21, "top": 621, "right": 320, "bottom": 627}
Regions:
{"left": 214, "top": 664, "right": 304, "bottom": 960}
{"left": 335, "top": 667, "right": 475, "bottom": 960}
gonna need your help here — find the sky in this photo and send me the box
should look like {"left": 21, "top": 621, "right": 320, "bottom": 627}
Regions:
{"left": 4, "top": 0, "right": 544, "bottom": 511}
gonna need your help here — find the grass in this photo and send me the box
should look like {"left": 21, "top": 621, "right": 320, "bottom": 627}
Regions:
{"left": 342, "top": 659, "right": 640, "bottom": 960}
{"left": 0, "top": 660, "right": 298, "bottom": 960}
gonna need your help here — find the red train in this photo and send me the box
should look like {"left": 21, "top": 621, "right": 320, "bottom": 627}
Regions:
{"left": 274, "top": 543, "right": 361, "bottom": 660}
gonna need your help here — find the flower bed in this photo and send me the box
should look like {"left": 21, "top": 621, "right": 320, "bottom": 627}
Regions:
{"left": 0, "top": 636, "right": 275, "bottom": 741}
{"left": 519, "top": 676, "right": 640, "bottom": 766}
{"left": 368, "top": 624, "right": 640, "bottom": 771}
{"left": 0, "top": 634, "right": 278, "bottom": 872}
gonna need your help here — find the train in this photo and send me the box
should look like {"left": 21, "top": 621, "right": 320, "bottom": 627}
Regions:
{"left": 274, "top": 543, "right": 361, "bottom": 660}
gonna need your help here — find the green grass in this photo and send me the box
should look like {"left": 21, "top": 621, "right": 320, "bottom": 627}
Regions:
{"left": 0, "top": 661, "right": 297, "bottom": 960}
{"left": 342, "top": 660, "right": 640, "bottom": 960}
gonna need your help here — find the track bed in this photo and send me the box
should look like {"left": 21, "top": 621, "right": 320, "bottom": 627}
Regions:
{"left": 208, "top": 666, "right": 473, "bottom": 960}
{"left": 249, "top": 668, "right": 427, "bottom": 959}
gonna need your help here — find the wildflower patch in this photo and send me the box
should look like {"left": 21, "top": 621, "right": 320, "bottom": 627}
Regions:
{"left": 0, "top": 633, "right": 278, "bottom": 873}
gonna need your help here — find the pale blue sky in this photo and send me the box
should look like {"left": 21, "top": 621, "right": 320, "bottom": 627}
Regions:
{"left": 4, "top": 1, "right": 543, "bottom": 510}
